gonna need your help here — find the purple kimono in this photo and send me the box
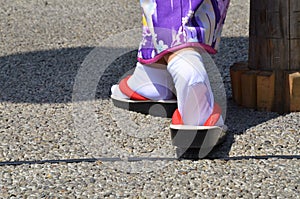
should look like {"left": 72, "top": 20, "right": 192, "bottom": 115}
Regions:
{"left": 137, "top": 0, "right": 230, "bottom": 64}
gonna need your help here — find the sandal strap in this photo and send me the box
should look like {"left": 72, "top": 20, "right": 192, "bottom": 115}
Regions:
{"left": 172, "top": 103, "right": 222, "bottom": 126}
{"left": 119, "top": 75, "right": 149, "bottom": 100}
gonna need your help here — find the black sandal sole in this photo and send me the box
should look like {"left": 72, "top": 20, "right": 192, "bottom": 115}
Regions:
{"left": 111, "top": 95, "right": 177, "bottom": 118}
{"left": 170, "top": 125, "right": 227, "bottom": 159}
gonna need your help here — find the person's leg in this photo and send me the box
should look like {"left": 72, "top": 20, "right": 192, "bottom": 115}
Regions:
{"left": 166, "top": 49, "right": 224, "bottom": 126}
{"left": 111, "top": 62, "right": 175, "bottom": 100}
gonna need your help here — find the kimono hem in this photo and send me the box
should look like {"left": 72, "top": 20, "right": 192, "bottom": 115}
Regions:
{"left": 138, "top": 0, "right": 230, "bottom": 64}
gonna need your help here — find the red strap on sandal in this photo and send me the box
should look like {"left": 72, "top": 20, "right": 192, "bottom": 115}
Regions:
{"left": 119, "top": 75, "right": 149, "bottom": 100}
{"left": 172, "top": 103, "right": 222, "bottom": 126}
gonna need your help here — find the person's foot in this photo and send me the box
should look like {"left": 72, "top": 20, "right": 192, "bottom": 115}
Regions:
{"left": 171, "top": 103, "right": 224, "bottom": 127}
{"left": 111, "top": 84, "right": 129, "bottom": 99}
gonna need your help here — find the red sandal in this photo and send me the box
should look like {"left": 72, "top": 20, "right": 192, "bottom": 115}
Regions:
{"left": 170, "top": 103, "right": 227, "bottom": 159}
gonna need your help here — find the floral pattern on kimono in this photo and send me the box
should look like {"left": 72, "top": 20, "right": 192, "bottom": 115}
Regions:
{"left": 137, "top": 0, "right": 230, "bottom": 64}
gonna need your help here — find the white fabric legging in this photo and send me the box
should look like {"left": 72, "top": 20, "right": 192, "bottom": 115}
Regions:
{"left": 112, "top": 50, "right": 222, "bottom": 126}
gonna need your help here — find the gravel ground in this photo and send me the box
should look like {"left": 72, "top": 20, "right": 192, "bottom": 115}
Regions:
{"left": 0, "top": 0, "right": 299, "bottom": 198}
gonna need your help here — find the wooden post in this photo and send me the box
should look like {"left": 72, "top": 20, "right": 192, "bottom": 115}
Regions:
{"left": 230, "top": 0, "right": 300, "bottom": 113}
{"left": 230, "top": 62, "right": 249, "bottom": 105}
{"left": 257, "top": 71, "right": 275, "bottom": 111}
{"left": 241, "top": 71, "right": 258, "bottom": 108}
{"left": 287, "top": 72, "right": 300, "bottom": 111}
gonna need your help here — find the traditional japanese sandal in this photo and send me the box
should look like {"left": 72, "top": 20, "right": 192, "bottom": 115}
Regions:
{"left": 170, "top": 103, "right": 227, "bottom": 159}
{"left": 111, "top": 75, "right": 177, "bottom": 118}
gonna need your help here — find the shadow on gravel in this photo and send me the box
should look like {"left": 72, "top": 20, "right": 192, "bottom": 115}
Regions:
{"left": 0, "top": 46, "right": 138, "bottom": 103}
{"left": 207, "top": 99, "right": 281, "bottom": 159}
{"left": 0, "top": 37, "right": 287, "bottom": 160}
{"left": 0, "top": 47, "right": 94, "bottom": 103}
{"left": 0, "top": 37, "right": 248, "bottom": 104}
